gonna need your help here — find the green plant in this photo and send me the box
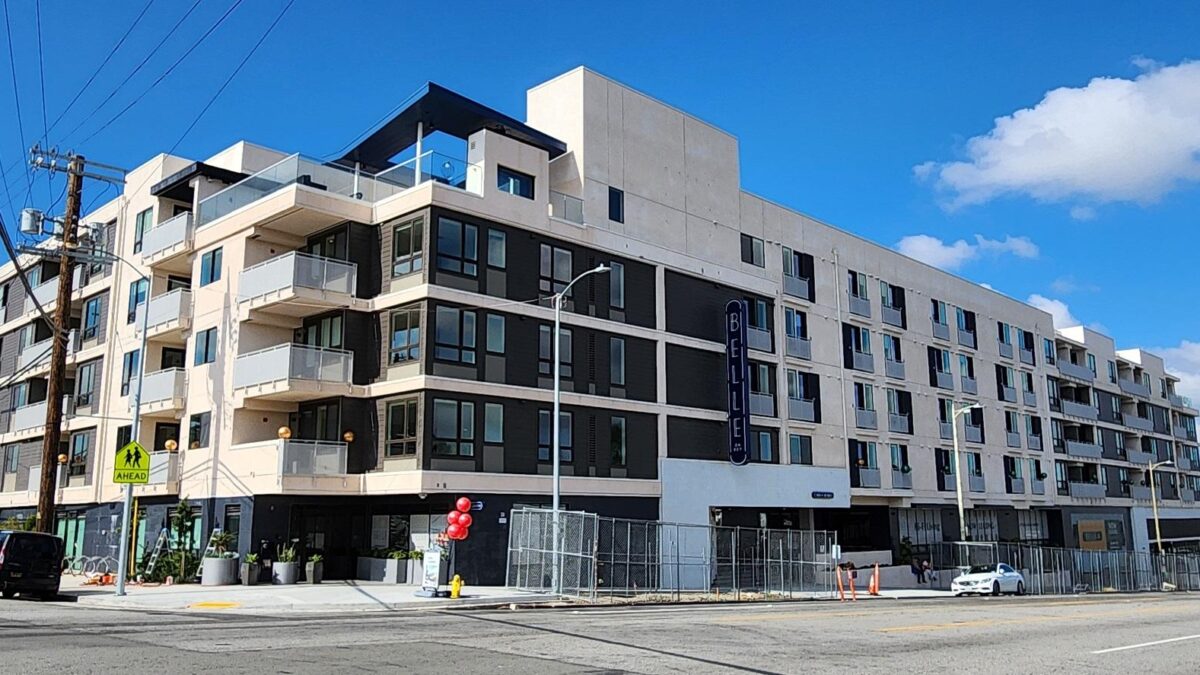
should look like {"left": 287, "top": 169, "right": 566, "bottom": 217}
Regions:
{"left": 0, "top": 514, "right": 36, "bottom": 531}
{"left": 141, "top": 550, "right": 201, "bottom": 584}
{"left": 388, "top": 549, "right": 408, "bottom": 560}
{"left": 244, "top": 553, "right": 260, "bottom": 565}
{"left": 208, "top": 530, "right": 235, "bottom": 557}
{"left": 277, "top": 543, "right": 297, "bottom": 563}
{"left": 897, "top": 536, "right": 914, "bottom": 566}
{"left": 170, "top": 498, "right": 197, "bottom": 580}
{"left": 309, "top": 554, "right": 324, "bottom": 564}
{"left": 407, "top": 549, "right": 424, "bottom": 561}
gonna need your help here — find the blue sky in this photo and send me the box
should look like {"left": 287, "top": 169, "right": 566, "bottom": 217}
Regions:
{"left": 2, "top": 1, "right": 1199, "bottom": 388}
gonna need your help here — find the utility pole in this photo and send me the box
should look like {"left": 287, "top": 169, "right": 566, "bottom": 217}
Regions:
{"left": 33, "top": 154, "right": 84, "bottom": 533}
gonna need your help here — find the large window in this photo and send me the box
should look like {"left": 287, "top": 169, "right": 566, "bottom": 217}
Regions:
{"left": 609, "top": 261, "right": 625, "bottom": 310}
{"left": 497, "top": 166, "right": 534, "bottom": 199}
{"left": 194, "top": 327, "right": 217, "bottom": 365}
{"left": 751, "top": 430, "right": 774, "bottom": 462}
{"left": 392, "top": 218, "right": 424, "bottom": 276}
{"left": 484, "top": 403, "right": 504, "bottom": 444}
{"left": 539, "top": 244, "right": 572, "bottom": 295}
{"left": 389, "top": 307, "right": 421, "bottom": 364}
{"left": 3, "top": 445, "right": 17, "bottom": 473}
{"left": 69, "top": 433, "right": 88, "bottom": 477}
{"left": 610, "top": 416, "right": 627, "bottom": 467}
{"left": 848, "top": 270, "right": 869, "bottom": 299}
{"left": 120, "top": 350, "right": 140, "bottom": 396}
{"left": 610, "top": 337, "right": 625, "bottom": 387}
{"left": 436, "top": 218, "right": 478, "bottom": 276}
{"left": 883, "top": 333, "right": 903, "bottom": 363}
{"left": 487, "top": 229, "right": 506, "bottom": 269}
{"left": 199, "top": 248, "right": 223, "bottom": 286}
{"left": 485, "top": 314, "right": 505, "bottom": 355}
{"left": 82, "top": 296, "right": 102, "bottom": 340}
{"left": 127, "top": 278, "right": 148, "bottom": 324}
{"left": 538, "top": 410, "right": 573, "bottom": 462}
{"left": 784, "top": 307, "right": 807, "bottom": 338}
{"left": 133, "top": 207, "right": 153, "bottom": 254}
{"left": 188, "top": 412, "right": 210, "bottom": 449}
{"left": 931, "top": 299, "right": 948, "bottom": 325}
{"left": 432, "top": 399, "right": 474, "bottom": 457}
{"left": 76, "top": 362, "right": 96, "bottom": 407}
{"left": 789, "top": 434, "right": 813, "bottom": 465}
{"left": 740, "top": 234, "right": 765, "bottom": 267}
{"left": 387, "top": 398, "right": 418, "bottom": 456}
{"left": 434, "top": 307, "right": 476, "bottom": 364}
{"left": 608, "top": 187, "right": 624, "bottom": 223}
{"left": 539, "top": 325, "right": 573, "bottom": 378}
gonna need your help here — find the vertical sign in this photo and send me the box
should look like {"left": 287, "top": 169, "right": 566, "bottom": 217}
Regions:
{"left": 725, "top": 300, "right": 750, "bottom": 466}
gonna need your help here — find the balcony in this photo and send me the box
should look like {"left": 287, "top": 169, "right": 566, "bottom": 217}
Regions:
{"left": 854, "top": 467, "right": 881, "bottom": 488}
{"left": 1127, "top": 449, "right": 1155, "bottom": 465}
{"left": 749, "top": 392, "right": 775, "bottom": 417}
{"left": 1023, "top": 390, "right": 1037, "bottom": 407}
{"left": 940, "top": 421, "right": 954, "bottom": 440}
{"left": 1174, "top": 425, "right": 1197, "bottom": 442}
{"left": 279, "top": 439, "right": 348, "bottom": 475}
{"left": 785, "top": 335, "right": 811, "bottom": 360}
{"left": 1069, "top": 482, "right": 1106, "bottom": 499}
{"left": 17, "top": 338, "right": 55, "bottom": 374}
{"left": 852, "top": 350, "right": 874, "bottom": 373}
{"left": 964, "top": 424, "right": 983, "bottom": 444}
{"left": 961, "top": 376, "right": 977, "bottom": 395}
{"left": 882, "top": 304, "right": 904, "bottom": 328}
{"left": 134, "top": 452, "right": 180, "bottom": 496}
{"left": 1119, "top": 378, "right": 1151, "bottom": 399}
{"left": 141, "top": 212, "right": 194, "bottom": 269}
{"left": 1028, "top": 434, "right": 1043, "bottom": 451}
{"left": 1007, "top": 477, "right": 1026, "bottom": 494}
{"left": 747, "top": 326, "right": 773, "bottom": 353}
{"left": 229, "top": 438, "right": 357, "bottom": 494}
{"left": 24, "top": 279, "right": 58, "bottom": 315}
{"left": 549, "top": 190, "right": 583, "bottom": 224}
{"left": 848, "top": 293, "right": 871, "bottom": 318}
{"left": 1131, "top": 485, "right": 1162, "bottom": 502}
{"left": 957, "top": 329, "right": 976, "bottom": 350}
{"left": 11, "top": 400, "right": 47, "bottom": 432}
{"left": 1066, "top": 440, "right": 1103, "bottom": 459}
{"left": 1031, "top": 479, "right": 1046, "bottom": 495}
{"left": 233, "top": 344, "right": 355, "bottom": 401}
{"left": 238, "top": 252, "right": 358, "bottom": 321}
{"left": 855, "top": 408, "right": 877, "bottom": 430}
{"left": 969, "top": 475, "right": 986, "bottom": 493}
{"left": 1061, "top": 400, "right": 1099, "bottom": 420}
{"left": 1183, "top": 488, "right": 1196, "bottom": 503}
{"left": 783, "top": 275, "right": 811, "bottom": 301}
{"left": 885, "top": 358, "right": 905, "bottom": 380}
{"left": 1124, "top": 414, "right": 1154, "bottom": 432}
{"left": 888, "top": 413, "right": 911, "bottom": 434}
{"left": 934, "top": 370, "right": 953, "bottom": 390}
{"left": 1007, "top": 431, "right": 1022, "bottom": 448}
{"left": 1058, "top": 361, "right": 1095, "bottom": 382}
{"left": 998, "top": 341, "right": 1014, "bottom": 359}
{"left": 1019, "top": 347, "right": 1035, "bottom": 366}
{"left": 891, "top": 468, "right": 912, "bottom": 489}
{"left": 787, "top": 397, "right": 817, "bottom": 423}
{"left": 135, "top": 289, "right": 192, "bottom": 340}
{"left": 133, "top": 369, "right": 187, "bottom": 416}
{"left": 999, "top": 385, "right": 1016, "bottom": 403}
{"left": 932, "top": 321, "right": 950, "bottom": 341}
{"left": 1177, "top": 455, "right": 1193, "bottom": 471}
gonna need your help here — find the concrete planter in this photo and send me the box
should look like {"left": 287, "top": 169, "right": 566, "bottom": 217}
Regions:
{"left": 356, "top": 557, "right": 408, "bottom": 583}
{"left": 200, "top": 557, "right": 238, "bottom": 586}
{"left": 272, "top": 561, "right": 299, "bottom": 585}
{"left": 240, "top": 563, "right": 259, "bottom": 586}
{"left": 305, "top": 561, "right": 324, "bottom": 584}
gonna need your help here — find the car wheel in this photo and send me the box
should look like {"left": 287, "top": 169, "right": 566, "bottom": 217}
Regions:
{"left": 1, "top": 589, "right": 14, "bottom": 599}
{"left": 992, "top": 581, "right": 1001, "bottom": 596}
{"left": 1016, "top": 581, "right": 1025, "bottom": 596}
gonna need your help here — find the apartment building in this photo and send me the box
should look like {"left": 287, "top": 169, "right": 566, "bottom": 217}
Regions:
{"left": 0, "top": 68, "right": 1196, "bottom": 582}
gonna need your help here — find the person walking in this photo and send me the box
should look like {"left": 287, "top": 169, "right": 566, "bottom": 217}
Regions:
{"left": 911, "top": 557, "right": 925, "bottom": 584}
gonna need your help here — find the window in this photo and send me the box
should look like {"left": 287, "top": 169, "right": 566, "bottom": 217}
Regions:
{"left": 386, "top": 398, "right": 418, "bottom": 456}
{"left": 1043, "top": 338, "right": 1056, "bottom": 364}
{"left": 389, "top": 307, "right": 421, "bottom": 364}
{"left": 886, "top": 388, "right": 904, "bottom": 416}
{"left": 496, "top": 166, "right": 534, "bottom": 199}
{"left": 611, "top": 416, "right": 627, "bottom": 466}
{"left": 891, "top": 443, "right": 909, "bottom": 471}
{"left": 747, "top": 298, "right": 769, "bottom": 331}
{"left": 608, "top": 187, "right": 624, "bottom": 223}
{"left": 223, "top": 505, "right": 241, "bottom": 553}
{"left": 967, "top": 452, "right": 983, "bottom": 476}
{"left": 956, "top": 307, "right": 975, "bottom": 333}
{"left": 998, "top": 322, "right": 1011, "bottom": 344}
{"left": 609, "top": 261, "right": 625, "bottom": 310}
{"left": 392, "top": 218, "right": 424, "bottom": 276}
{"left": 786, "top": 369, "right": 813, "bottom": 401}
{"left": 82, "top": 297, "right": 101, "bottom": 340}
{"left": 194, "top": 328, "right": 217, "bottom": 365}
{"left": 127, "top": 278, "right": 148, "bottom": 324}
{"left": 485, "top": 314, "right": 505, "bottom": 355}
{"left": 538, "top": 410, "right": 573, "bottom": 462}
{"left": 740, "top": 234, "right": 765, "bottom": 267}
{"left": 11, "top": 382, "right": 28, "bottom": 409}
{"left": 76, "top": 362, "right": 96, "bottom": 407}
{"left": 750, "top": 363, "right": 772, "bottom": 395}
{"left": 120, "top": 350, "right": 140, "bottom": 396}
{"left": 3, "top": 445, "right": 16, "bottom": 473}
{"left": 931, "top": 299, "right": 948, "bottom": 325}
{"left": 434, "top": 307, "right": 476, "bottom": 364}
{"left": 849, "top": 326, "right": 871, "bottom": 354}
{"left": 199, "top": 248, "right": 223, "bottom": 286}
{"left": 784, "top": 307, "right": 807, "bottom": 339}
{"left": 539, "top": 244, "right": 573, "bottom": 295}
{"left": 484, "top": 403, "right": 504, "bottom": 444}
{"left": 751, "top": 431, "right": 774, "bottom": 462}
{"left": 1022, "top": 371, "right": 1035, "bottom": 394}
{"left": 188, "top": 412, "right": 210, "bottom": 449}
{"left": 436, "top": 218, "right": 478, "bottom": 276}
{"left": 487, "top": 229, "right": 506, "bottom": 269}
{"left": 854, "top": 382, "right": 875, "bottom": 411}
{"left": 1108, "top": 360, "right": 1117, "bottom": 384}
{"left": 883, "top": 334, "right": 902, "bottom": 363}
{"left": 850, "top": 440, "right": 877, "bottom": 468}
{"left": 69, "top": 433, "right": 88, "bottom": 477}
{"left": 959, "top": 354, "right": 975, "bottom": 379}
{"left": 789, "top": 434, "right": 813, "bottom": 465}
{"left": 848, "top": 270, "right": 869, "bottom": 299}
{"left": 538, "top": 325, "right": 572, "bottom": 378}
{"left": 938, "top": 398, "right": 953, "bottom": 424}
{"left": 1087, "top": 354, "right": 1097, "bottom": 376}
{"left": 610, "top": 337, "right": 625, "bottom": 387}
{"left": 432, "top": 399, "right": 474, "bottom": 456}
{"left": 1005, "top": 410, "right": 1020, "bottom": 433}
{"left": 931, "top": 348, "right": 952, "bottom": 374}
{"left": 133, "top": 207, "right": 153, "bottom": 254}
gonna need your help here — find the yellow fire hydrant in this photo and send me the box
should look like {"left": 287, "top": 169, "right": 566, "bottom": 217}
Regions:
{"left": 450, "top": 574, "right": 464, "bottom": 599}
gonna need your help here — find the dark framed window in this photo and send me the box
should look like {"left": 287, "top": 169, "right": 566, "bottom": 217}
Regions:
{"left": 199, "top": 248, "right": 223, "bottom": 286}
{"left": 82, "top": 296, "right": 102, "bottom": 340}
{"left": 3, "top": 445, "right": 17, "bottom": 473}
{"left": 69, "top": 433, "right": 88, "bottom": 477}
{"left": 432, "top": 399, "right": 474, "bottom": 456}
{"left": 434, "top": 307, "right": 476, "bottom": 364}
{"left": 610, "top": 337, "right": 625, "bottom": 387}
{"left": 486, "top": 314, "right": 505, "bottom": 355}
{"left": 386, "top": 398, "right": 418, "bottom": 456}
{"left": 436, "top": 218, "right": 478, "bottom": 276}
{"left": 608, "top": 187, "right": 624, "bottom": 223}
{"left": 539, "top": 325, "right": 572, "bottom": 378}
{"left": 751, "top": 431, "right": 774, "bottom": 462}
{"left": 497, "top": 166, "right": 535, "bottom": 199}
{"left": 740, "top": 234, "right": 765, "bottom": 267}
{"left": 789, "top": 434, "right": 813, "bottom": 465}
{"left": 120, "top": 350, "right": 140, "bottom": 396}
{"left": 188, "top": 412, "right": 210, "bottom": 449}
{"left": 609, "top": 261, "right": 625, "bottom": 310}
{"left": 223, "top": 505, "right": 241, "bottom": 552}
{"left": 116, "top": 425, "right": 132, "bottom": 450}
{"left": 537, "top": 410, "right": 573, "bottom": 462}
{"left": 194, "top": 327, "right": 217, "bottom": 365}
{"left": 392, "top": 217, "right": 424, "bottom": 276}
{"left": 389, "top": 306, "right": 421, "bottom": 364}
{"left": 539, "top": 244, "right": 572, "bottom": 295}
{"left": 611, "top": 416, "right": 627, "bottom": 466}
{"left": 127, "top": 278, "right": 147, "bottom": 324}
{"left": 133, "top": 207, "right": 153, "bottom": 254}
{"left": 487, "top": 229, "right": 506, "bottom": 269}
{"left": 76, "top": 362, "right": 96, "bottom": 407}
{"left": 484, "top": 403, "right": 504, "bottom": 444}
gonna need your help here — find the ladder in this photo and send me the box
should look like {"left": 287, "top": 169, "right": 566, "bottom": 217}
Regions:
{"left": 142, "top": 528, "right": 169, "bottom": 577}
{"left": 194, "top": 527, "right": 224, "bottom": 580}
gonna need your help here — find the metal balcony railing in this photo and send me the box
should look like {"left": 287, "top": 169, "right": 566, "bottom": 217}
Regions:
{"left": 1119, "top": 378, "right": 1151, "bottom": 399}
{"left": 855, "top": 408, "right": 877, "bottom": 430}
{"left": 855, "top": 467, "right": 881, "bottom": 488}
{"left": 932, "top": 321, "right": 950, "bottom": 341}
{"left": 787, "top": 397, "right": 817, "bottom": 423}
{"left": 852, "top": 350, "right": 874, "bottom": 373}
{"left": 785, "top": 335, "right": 811, "bottom": 360}
{"left": 848, "top": 293, "right": 871, "bottom": 318}
{"left": 1066, "top": 440, "right": 1103, "bottom": 459}
{"left": 998, "top": 341, "right": 1014, "bottom": 359}
{"left": 1069, "top": 482, "right": 1106, "bottom": 499}
{"left": 135, "top": 289, "right": 191, "bottom": 332}
{"left": 747, "top": 326, "right": 773, "bottom": 352}
{"left": 783, "top": 275, "right": 811, "bottom": 300}
{"left": 1058, "top": 361, "right": 1095, "bottom": 382}
{"left": 749, "top": 393, "right": 775, "bottom": 417}
{"left": 891, "top": 469, "right": 912, "bottom": 489}
{"left": 969, "top": 475, "right": 986, "bottom": 493}
{"left": 12, "top": 400, "right": 47, "bottom": 431}
{"left": 1062, "top": 400, "right": 1099, "bottom": 420}
{"left": 885, "top": 358, "right": 905, "bottom": 380}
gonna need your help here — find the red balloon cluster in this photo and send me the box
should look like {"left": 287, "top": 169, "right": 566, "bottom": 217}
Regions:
{"left": 444, "top": 496, "right": 474, "bottom": 541}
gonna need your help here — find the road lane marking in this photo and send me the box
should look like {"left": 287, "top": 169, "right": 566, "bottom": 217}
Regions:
{"left": 1092, "top": 634, "right": 1200, "bottom": 654}
{"left": 187, "top": 602, "right": 241, "bottom": 610}
{"left": 878, "top": 605, "right": 1181, "bottom": 633}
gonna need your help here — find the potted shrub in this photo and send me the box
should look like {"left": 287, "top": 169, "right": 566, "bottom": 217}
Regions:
{"left": 273, "top": 543, "right": 299, "bottom": 585}
{"left": 241, "top": 553, "right": 260, "bottom": 586}
{"left": 356, "top": 548, "right": 408, "bottom": 583}
{"left": 406, "top": 549, "right": 424, "bottom": 584}
{"left": 305, "top": 554, "right": 324, "bottom": 584}
{"left": 200, "top": 531, "right": 238, "bottom": 586}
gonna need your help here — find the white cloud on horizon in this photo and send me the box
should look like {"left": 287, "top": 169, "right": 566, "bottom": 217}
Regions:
{"left": 917, "top": 59, "right": 1200, "bottom": 210}
{"left": 1152, "top": 341, "right": 1200, "bottom": 402}
{"left": 1049, "top": 276, "right": 1100, "bottom": 295}
{"left": 895, "top": 234, "right": 1039, "bottom": 271}
{"left": 1027, "top": 294, "right": 1108, "bottom": 333}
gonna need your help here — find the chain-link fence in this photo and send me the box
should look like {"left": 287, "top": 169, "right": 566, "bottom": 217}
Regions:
{"left": 506, "top": 508, "right": 838, "bottom": 601}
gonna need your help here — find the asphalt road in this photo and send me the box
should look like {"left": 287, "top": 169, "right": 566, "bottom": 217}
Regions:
{"left": 3, "top": 593, "right": 1200, "bottom": 674}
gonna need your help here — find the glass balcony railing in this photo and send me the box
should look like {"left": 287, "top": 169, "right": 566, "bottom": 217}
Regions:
{"left": 280, "top": 439, "right": 348, "bottom": 475}
{"left": 233, "top": 344, "right": 353, "bottom": 390}
{"left": 240, "top": 252, "right": 357, "bottom": 302}
{"left": 135, "top": 289, "right": 191, "bottom": 333}
{"left": 141, "top": 212, "right": 193, "bottom": 260}
{"left": 134, "top": 369, "right": 187, "bottom": 408}
{"left": 25, "top": 279, "right": 58, "bottom": 315}
{"left": 12, "top": 400, "right": 47, "bottom": 432}
{"left": 549, "top": 191, "right": 584, "bottom": 224}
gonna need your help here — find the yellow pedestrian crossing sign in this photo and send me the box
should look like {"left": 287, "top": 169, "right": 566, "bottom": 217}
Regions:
{"left": 113, "top": 441, "right": 150, "bottom": 484}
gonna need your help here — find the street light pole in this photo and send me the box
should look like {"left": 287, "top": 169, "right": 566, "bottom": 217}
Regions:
{"left": 1148, "top": 459, "right": 1173, "bottom": 590}
{"left": 952, "top": 403, "right": 981, "bottom": 542}
{"left": 551, "top": 264, "right": 608, "bottom": 595}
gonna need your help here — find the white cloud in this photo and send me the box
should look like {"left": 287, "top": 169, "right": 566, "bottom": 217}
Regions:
{"left": 1027, "top": 294, "right": 1081, "bottom": 329}
{"left": 895, "top": 234, "right": 1039, "bottom": 271}
{"left": 1069, "top": 205, "right": 1096, "bottom": 221}
{"left": 918, "top": 59, "right": 1200, "bottom": 209}
{"left": 979, "top": 282, "right": 994, "bottom": 290}
{"left": 1153, "top": 341, "right": 1200, "bottom": 401}
{"left": 1049, "top": 276, "right": 1099, "bottom": 295}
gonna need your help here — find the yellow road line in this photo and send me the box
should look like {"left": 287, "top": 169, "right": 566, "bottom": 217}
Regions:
{"left": 187, "top": 601, "right": 241, "bottom": 610}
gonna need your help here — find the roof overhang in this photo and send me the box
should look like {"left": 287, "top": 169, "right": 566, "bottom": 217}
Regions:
{"left": 150, "top": 162, "right": 248, "bottom": 202}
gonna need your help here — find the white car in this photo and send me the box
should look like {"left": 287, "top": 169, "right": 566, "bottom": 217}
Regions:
{"left": 951, "top": 563, "right": 1025, "bottom": 596}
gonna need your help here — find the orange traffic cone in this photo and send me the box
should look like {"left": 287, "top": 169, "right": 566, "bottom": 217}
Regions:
{"left": 869, "top": 563, "right": 881, "bottom": 596}
{"left": 836, "top": 566, "right": 846, "bottom": 602}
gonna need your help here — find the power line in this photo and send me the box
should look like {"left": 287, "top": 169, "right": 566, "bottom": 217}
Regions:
{"left": 2, "top": 0, "right": 33, "bottom": 204}
{"left": 34, "top": 0, "right": 50, "bottom": 204}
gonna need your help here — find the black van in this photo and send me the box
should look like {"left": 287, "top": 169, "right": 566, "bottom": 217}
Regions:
{"left": 0, "top": 530, "right": 64, "bottom": 599}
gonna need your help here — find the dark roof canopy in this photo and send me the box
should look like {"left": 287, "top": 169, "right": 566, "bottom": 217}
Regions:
{"left": 150, "top": 162, "right": 247, "bottom": 202}
{"left": 336, "top": 82, "right": 566, "bottom": 173}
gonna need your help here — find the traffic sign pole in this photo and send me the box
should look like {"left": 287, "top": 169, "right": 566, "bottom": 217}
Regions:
{"left": 115, "top": 278, "right": 150, "bottom": 596}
